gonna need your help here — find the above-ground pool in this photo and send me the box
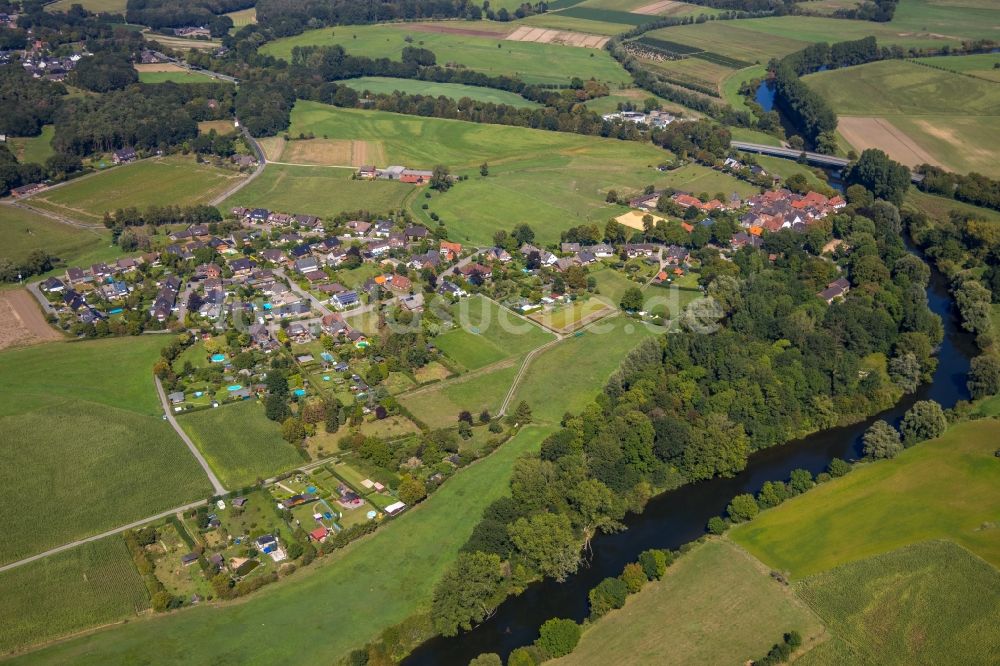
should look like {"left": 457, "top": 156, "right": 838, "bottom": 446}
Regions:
{"left": 320, "top": 352, "right": 333, "bottom": 362}
{"left": 194, "top": 391, "right": 203, "bottom": 398}
{"left": 109, "top": 308, "right": 123, "bottom": 315}
{"left": 307, "top": 485, "right": 316, "bottom": 493}
{"left": 263, "top": 303, "right": 272, "bottom": 310}
{"left": 293, "top": 388, "right": 306, "bottom": 397}
{"left": 211, "top": 354, "right": 226, "bottom": 363}
{"left": 323, "top": 375, "right": 331, "bottom": 381}
{"left": 367, "top": 511, "right": 378, "bottom": 520}
{"left": 227, "top": 384, "right": 242, "bottom": 391}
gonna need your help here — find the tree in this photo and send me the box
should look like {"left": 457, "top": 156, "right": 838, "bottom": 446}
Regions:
{"left": 888, "top": 352, "right": 921, "bottom": 392}
{"left": 398, "top": 474, "right": 428, "bottom": 505}
{"left": 899, "top": 400, "right": 946, "bottom": 446}
{"left": 324, "top": 401, "right": 341, "bottom": 433}
{"left": 469, "top": 655, "right": 501, "bottom": 666}
{"left": 479, "top": 162, "right": 489, "bottom": 177}
{"left": 431, "top": 551, "right": 507, "bottom": 636}
{"left": 788, "top": 468, "right": 814, "bottom": 494}
{"left": 479, "top": 409, "right": 491, "bottom": 424}
{"left": 968, "top": 354, "right": 1000, "bottom": 399}
{"left": 430, "top": 164, "right": 452, "bottom": 191}
{"left": 281, "top": 418, "right": 306, "bottom": 445}
{"left": 638, "top": 549, "right": 670, "bottom": 579}
{"left": 512, "top": 224, "right": 535, "bottom": 245}
{"left": 588, "top": 576, "right": 628, "bottom": 618}
{"left": 512, "top": 400, "right": 532, "bottom": 424}
{"left": 508, "top": 513, "right": 580, "bottom": 581}
{"left": 862, "top": 420, "right": 902, "bottom": 459}
{"left": 536, "top": 618, "right": 581, "bottom": 658}
{"left": 265, "top": 372, "right": 289, "bottom": 397}
{"left": 620, "top": 562, "right": 647, "bottom": 594}
{"left": 827, "top": 458, "right": 851, "bottom": 477}
{"left": 264, "top": 394, "right": 290, "bottom": 422}
{"left": 706, "top": 516, "right": 728, "bottom": 534}
{"left": 845, "top": 149, "right": 910, "bottom": 206}
{"left": 605, "top": 189, "right": 618, "bottom": 203}
{"left": 620, "top": 286, "right": 644, "bottom": 312}
{"left": 727, "top": 493, "right": 759, "bottom": 522}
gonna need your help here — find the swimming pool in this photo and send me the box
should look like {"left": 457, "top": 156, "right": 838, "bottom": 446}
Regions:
{"left": 109, "top": 308, "right": 123, "bottom": 315}
{"left": 293, "top": 388, "right": 306, "bottom": 397}
{"left": 211, "top": 354, "right": 226, "bottom": 363}
{"left": 263, "top": 303, "right": 272, "bottom": 310}
{"left": 227, "top": 384, "right": 242, "bottom": 391}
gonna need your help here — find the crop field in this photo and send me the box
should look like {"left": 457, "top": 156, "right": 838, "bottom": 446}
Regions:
{"left": 915, "top": 53, "right": 1000, "bottom": 83}
{"left": 645, "top": 54, "right": 745, "bottom": 94}
{"left": 11, "top": 424, "right": 558, "bottom": 665}
{"left": 0, "top": 337, "right": 213, "bottom": 565}
{"left": 805, "top": 60, "right": 1000, "bottom": 176}
{"left": 222, "top": 164, "right": 412, "bottom": 218}
{"left": 643, "top": 22, "right": 810, "bottom": 64}
{"left": 0, "top": 537, "right": 149, "bottom": 655}
{"left": 179, "top": 400, "right": 305, "bottom": 488}
{"left": 7, "top": 125, "right": 55, "bottom": 165}
{"left": 554, "top": 539, "right": 825, "bottom": 666}
{"left": 732, "top": 15, "right": 979, "bottom": 50}
{"left": 889, "top": 0, "right": 1000, "bottom": 43}
{"left": 27, "top": 156, "right": 245, "bottom": 223}
{"left": 554, "top": 5, "right": 656, "bottom": 25}
{"left": 398, "top": 361, "right": 519, "bottom": 428}
{"left": 435, "top": 295, "right": 555, "bottom": 370}
{"left": 275, "top": 138, "right": 385, "bottom": 166}
{"left": 262, "top": 22, "right": 630, "bottom": 86}
{"left": 147, "top": 34, "right": 222, "bottom": 51}
{"left": 342, "top": 77, "right": 541, "bottom": 108}
{"left": 730, "top": 419, "right": 1000, "bottom": 578}
{"left": 0, "top": 205, "right": 116, "bottom": 268}
{"left": 517, "top": 11, "right": 637, "bottom": 36}
{"left": 795, "top": 541, "right": 1000, "bottom": 665}
{"left": 225, "top": 6, "right": 256, "bottom": 26}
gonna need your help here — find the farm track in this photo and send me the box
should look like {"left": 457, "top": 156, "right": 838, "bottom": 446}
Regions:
{"left": 154, "top": 376, "right": 228, "bottom": 496}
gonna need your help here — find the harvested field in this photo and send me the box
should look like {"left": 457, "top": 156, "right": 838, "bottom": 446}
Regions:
{"left": 405, "top": 22, "right": 510, "bottom": 38}
{"left": 616, "top": 209, "right": 668, "bottom": 230}
{"left": 197, "top": 119, "right": 236, "bottom": 135}
{"left": 505, "top": 25, "right": 608, "bottom": 48}
{"left": 147, "top": 34, "right": 221, "bottom": 51}
{"left": 0, "top": 289, "right": 63, "bottom": 351}
{"left": 278, "top": 138, "right": 385, "bottom": 167}
{"left": 633, "top": 0, "right": 683, "bottom": 14}
{"left": 133, "top": 63, "right": 186, "bottom": 73}
{"left": 837, "top": 116, "right": 942, "bottom": 169}
{"left": 256, "top": 136, "right": 286, "bottom": 162}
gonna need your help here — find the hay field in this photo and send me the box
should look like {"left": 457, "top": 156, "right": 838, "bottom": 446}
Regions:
{"left": 277, "top": 138, "right": 385, "bottom": 167}
{"left": 342, "top": 76, "right": 541, "bottom": 108}
{"left": 505, "top": 25, "right": 608, "bottom": 48}
{"left": 837, "top": 117, "right": 943, "bottom": 169}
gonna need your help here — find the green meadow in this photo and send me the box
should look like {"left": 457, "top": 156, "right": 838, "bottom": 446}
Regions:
{"left": 343, "top": 77, "right": 541, "bottom": 107}
{"left": 178, "top": 400, "right": 305, "bottom": 488}
{"left": 9, "top": 424, "right": 557, "bottom": 665}
{"left": 28, "top": 156, "right": 246, "bottom": 223}
{"left": 915, "top": 53, "right": 1000, "bottom": 82}
{"left": 0, "top": 205, "right": 117, "bottom": 268}
{"left": 45, "top": 0, "right": 125, "bottom": 12}
{"left": 262, "top": 21, "right": 630, "bottom": 86}
{"left": 435, "top": 295, "right": 555, "bottom": 371}
{"left": 0, "top": 337, "right": 213, "bottom": 564}
{"left": 137, "top": 70, "right": 219, "bottom": 84}
{"left": 398, "top": 361, "right": 520, "bottom": 429}
{"left": 730, "top": 419, "right": 1000, "bottom": 578}
{"left": 7, "top": 125, "right": 56, "bottom": 164}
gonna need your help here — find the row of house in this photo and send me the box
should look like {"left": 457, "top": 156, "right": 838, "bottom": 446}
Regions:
{"left": 740, "top": 189, "right": 846, "bottom": 234}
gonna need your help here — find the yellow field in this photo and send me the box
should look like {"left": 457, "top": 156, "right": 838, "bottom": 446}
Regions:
{"left": 277, "top": 138, "right": 386, "bottom": 166}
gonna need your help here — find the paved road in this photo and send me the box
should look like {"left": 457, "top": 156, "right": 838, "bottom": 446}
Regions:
{"left": 274, "top": 268, "right": 334, "bottom": 317}
{"left": 154, "top": 376, "right": 227, "bottom": 496}
{"left": 25, "top": 280, "right": 57, "bottom": 316}
{"left": 209, "top": 124, "right": 266, "bottom": 206}
{"left": 0, "top": 500, "right": 206, "bottom": 573}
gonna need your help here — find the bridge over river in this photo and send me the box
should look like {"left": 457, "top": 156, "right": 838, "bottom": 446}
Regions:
{"left": 731, "top": 141, "right": 924, "bottom": 184}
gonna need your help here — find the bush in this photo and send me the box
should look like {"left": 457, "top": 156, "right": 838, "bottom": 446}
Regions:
{"left": 785, "top": 630, "right": 802, "bottom": 649}
{"left": 707, "top": 516, "right": 728, "bottom": 534}
{"left": 507, "top": 646, "right": 542, "bottom": 666}
{"left": 638, "top": 548, "right": 669, "bottom": 580}
{"left": 787, "top": 468, "right": 814, "bottom": 494}
{"left": 727, "top": 493, "right": 759, "bottom": 522}
{"left": 620, "top": 562, "right": 647, "bottom": 594}
{"left": 899, "top": 399, "right": 947, "bottom": 446}
{"left": 469, "top": 654, "right": 502, "bottom": 666}
{"left": 535, "top": 618, "right": 581, "bottom": 659}
{"left": 862, "top": 420, "right": 902, "bottom": 459}
{"left": 588, "top": 576, "right": 628, "bottom": 618}
{"left": 827, "top": 457, "right": 851, "bottom": 477}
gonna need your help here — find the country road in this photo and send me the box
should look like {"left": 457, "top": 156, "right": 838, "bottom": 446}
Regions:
{"left": 209, "top": 124, "right": 266, "bottom": 206}
{"left": 154, "top": 376, "right": 228, "bottom": 496}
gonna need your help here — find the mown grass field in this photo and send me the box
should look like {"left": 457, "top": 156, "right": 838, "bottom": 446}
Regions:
{"left": 137, "top": 69, "right": 219, "bottom": 84}
{"left": 0, "top": 337, "right": 213, "bottom": 565}
{"left": 262, "top": 22, "right": 630, "bottom": 86}
{"left": 0, "top": 537, "right": 150, "bottom": 655}
{"left": 225, "top": 6, "right": 256, "bottom": 26}
{"left": 9, "top": 424, "right": 557, "bottom": 665}
{"left": 0, "top": 205, "right": 117, "bottom": 267}
{"left": 915, "top": 53, "right": 1000, "bottom": 83}
{"left": 398, "top": 361, "right": 520, "bottom": 429}
{"left": 221, "top": 164, "right": 412, "bottom": 218}
{"left": 342, "top": 76, "right": 541, "bottom": 107}
{"left": 7, "top": 125, "right": 55, "bottom": 164}
{"left": 643, "top": 21, "right": 809, "bottom": 64}
{"left": 517, "top": 11, "right": 636, "bottom": 36}
{"left": 794, "top": 541, "right": 1000, "bottom": 665}
{"left": 730, "top": 419, "right": 1000, "bottom": 578}
{"left": 27, "top": 156, "right": 246, "bottom": 222}
{"left": 889, "top": 0, "right": 1000, "bottom": 43}
{"left": 435, "top": 295, "right": 554, "bottom": 370}
{"left": 553, "top": 539, "right": 825, "bottom": 666}
{"left": 582, "top": 86, "right": 698, "bottom": 117}
{"left": 285, "top": 102, "right": 753, "bottom": 245}
{"left": 179, "top": 400, "right": 304, "bottom": 488}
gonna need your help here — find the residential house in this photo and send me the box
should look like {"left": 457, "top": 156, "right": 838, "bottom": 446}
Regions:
{"left": 333, "top": 291, "right": 359, "bottom": 309}
{"left": 40, "top": 277, "right": 65, "bottom": 293}
{"left": 345, "top": 220, "right": 371, "bottom": 236}
{"left": 261, "top": 248, "right": 286, "bottom": 264}
{"left": 818, "top": 277, "right": 851, "bottom": 304}
{"left": 357, "top": 165, "right": 376, "bottom": 179}
{"left": 438, "top": 280, "right": 467, "bottom": 298}
{"left": 591, "top": 243, "right": 614, "bottom": 258}
{"left": 229, "top": 258, "right": 254, "bottom": 278}
{"left": 294, "top": 256, "right": 320, "bottom": 274}
{"left": 404, "top": 226, "right": 429, "bottom": 241}
{"left": 400, "top": 292, "right": 425, "bottom": 312}
{"left": 663, "top": 245, "right": 689, "bottom": 265}
{"left": 112, "top": 147, "right": 137, "bottom": 164}
{"left": 303, "top": 269, "right": 327, "bottom": 283}
{"left": 439, "top": 241, "right": 462, "bottom": 262}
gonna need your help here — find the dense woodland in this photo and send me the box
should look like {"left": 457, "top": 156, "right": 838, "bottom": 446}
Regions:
{"left": 126, "top": 0, "right": 252, "bottom": 31}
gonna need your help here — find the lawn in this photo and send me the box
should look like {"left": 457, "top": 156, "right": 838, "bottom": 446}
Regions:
{"left": 398, "top": 360, "right": 520, "bottom": 429}
{"left": 262, "top": 21, "right": 630, "bottom": 86}
{"left": 554, "top": 539, "right": 824, "bottom": 666}
{"left": 915, "top": 53, "right": 1000, "bottom": 83}
{"left": 794, "top": 540, "right": 1000, "bottom": 665}
{"left": 730, "top": 418, "right": 1000, "bottom": 578}
{"left": 178, "top": 400, "right": 305, "bottom": 488}
{"left": 342, "top": 77, "right": 541, "bottom": 108}
{"left": 0, "top": 337, "right": 213, "bottom": 565}
{"left": 10, "top": 424, "right": 558, "bottom": 665}
{"left": 0, "top": 205, "right": 117, "bottom": 267}
{"left": 27, "top": 156, "right": 246, "bottom": 223}
{"left": 7, "top": 125, "right": 55, "bottom": 164}
{"left": 435, "top": 295, "right": 554, "bottom": 371}
{"left": 530, "top": 297, "right": 611, "bottom": 332}
{"left": 512, "top": 315, "right": 658, "bottom": 423}
{"left": 583, "top": 86, "right": 700, "bottom": 117}
{"left": 0, "top": 537, "right": 150, "bottom": 655}
{"left": 221, "top": 164, "right": 412, "bottom": 217}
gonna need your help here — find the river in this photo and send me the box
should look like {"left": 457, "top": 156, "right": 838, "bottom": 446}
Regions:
{"left": 403, "top": 261, "right": 975, "bottom": 665}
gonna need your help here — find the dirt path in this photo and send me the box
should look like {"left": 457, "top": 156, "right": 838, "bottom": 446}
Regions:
{"left": 0, "top": 289, "right": 64, "bottom": 351}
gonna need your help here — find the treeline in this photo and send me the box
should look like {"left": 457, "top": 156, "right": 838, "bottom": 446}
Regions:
{"left": 427, "top": 198, "right": 942, "bottom": 637}
{"left": 830, "top": 0, "right": 897, "bottom": 22}
{"left": 254, "top": 0, "right": 478, "bottom": 38}
{"left": 914, "top": 165, "right": 1000, "bottom": 214}
{"left": 0, "top": 66, "right": 66, "bottom": 136}
{"left": 125, "top": 0, "right": 253, "bottom": 30}
{"left": 105, "top": 203, "right": 223, "bottom": 230}
{"left": 11, "top": 3, "right": 128, "bottom": 47}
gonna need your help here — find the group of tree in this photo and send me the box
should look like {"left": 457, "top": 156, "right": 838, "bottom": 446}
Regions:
{"left": 914, "top": 164, "right": 1000, "bottom": 214}
{"left": 126, "top": 0, "right": 252, "bottom": 32}
{"left": 862, "top": 399, "right": 946, "bottom": 459}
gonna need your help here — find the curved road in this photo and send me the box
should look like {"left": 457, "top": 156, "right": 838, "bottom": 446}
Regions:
{"left": 154, "top": 376, "right": 228, "bottom": 496}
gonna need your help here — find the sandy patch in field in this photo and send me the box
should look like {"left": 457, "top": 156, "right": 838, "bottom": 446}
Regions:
{"left": 837, "top": 116, "right": 943, "bottom": 169}
{"left": 0, "top": 289, "right": 63, "bottom": 351}
{"left": 134, "top": 63, "right": 187, "bottom": 73}
{"left": 506, "top": 25, "right": 608, "bottom": 48}
{"left": 617, "top": 210, "right": 668, "bottom": 230}
{"left": 279, "top": 139, "right": 385, "bottom": 167}
{"left": 633, "top": 0, "right": 683, "bottom": 15}
{"left": 407, "top": 23, "right": 511, "bottom": 38}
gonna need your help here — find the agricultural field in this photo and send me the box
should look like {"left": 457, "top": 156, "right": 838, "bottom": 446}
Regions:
{"left": 642, "top": 21, "right": 810, "bottom": 65}
{"left": 10, "top": 424, "right": 557, "bottom": 665}
{"left": 6, "top": 125, "right": 55, "bottom": 164}
{"left": 342, "top": 77, "right": 542, "bottom": 107}
{"left": 915, "top": 53, "right": 1000, "bottom": 83}
{"left": 889, "top": 0, "right": 1000, "bottom": 44}
{"left": 398, "top": 361, "right": 520, "bottom": 429}
{"left": 529, "top": 297, "right": 612, "bottom": 333}
{"left": 26, "top": 156, "right": 246, "bottom": 223}
{"left": 435, "top": 295, "right": 554, "bottom": 371}
{"left": 146, "top": 34, "right": 222, "bottom": 51}
{"left": 730, "top": 418, "right": 1000, "bottom": 578}
{"left": 805, "top": 60, "right": 1000, "bottom": 176}
{"left": 554, "top": 539, "right": 825, "bottom": 665}
{"left": 221, "top": 164, "right": 412, "bottom": 218}
{"left": 135, "top": 64, "right": 219, "bottom": 85}
{"left": 731, "top": 15, "right": 982, "bottom": 50}
{"left": 261, "top": 21, "right": 630, "bottom": 86}
{"left": 0, "top": 537, "right": 149, "bottom": 655}
{"left": 905, "top": 189, "right": 1000, "bottom": 225}
{"left": 0, "top": 205, "right": 117, "bottom": 268}
{"left": 225, "top": 6, "right": 256, "bottom": 26}
{"left": 178, "top": 400, "right": 305, "bottom": 488}
{"left": 517, "top": 11, "right": 638, "bottom": 36}
{"left": 794, "top": 541, "right": 1000, "bottom": 665}
{"left": 0, "top": 337, "right": 213, "bottom": 565}
{"left": 197, "top": 119, "right": 237, "bottom": 135}
{"left": 45, "top": 0, "right": 126, "bottom": 12}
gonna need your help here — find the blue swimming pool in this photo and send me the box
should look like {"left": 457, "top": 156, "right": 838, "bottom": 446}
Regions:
{"left": 227, "top": 384, "right": 242, "bottom": 391}
{"left": 109, "top": 307, "right": 123, "bottom": 315}
{"left": 294, "top": 388, "right": 306, "bottom": 397}
{"left": 320, "top": 352, "right": 333, "bottom": 362}
{"left": 263, "top": 303, "right": 272, "bottom": 310}
{"left": 211, "top": 354, "right": 226, "bottom": 363}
